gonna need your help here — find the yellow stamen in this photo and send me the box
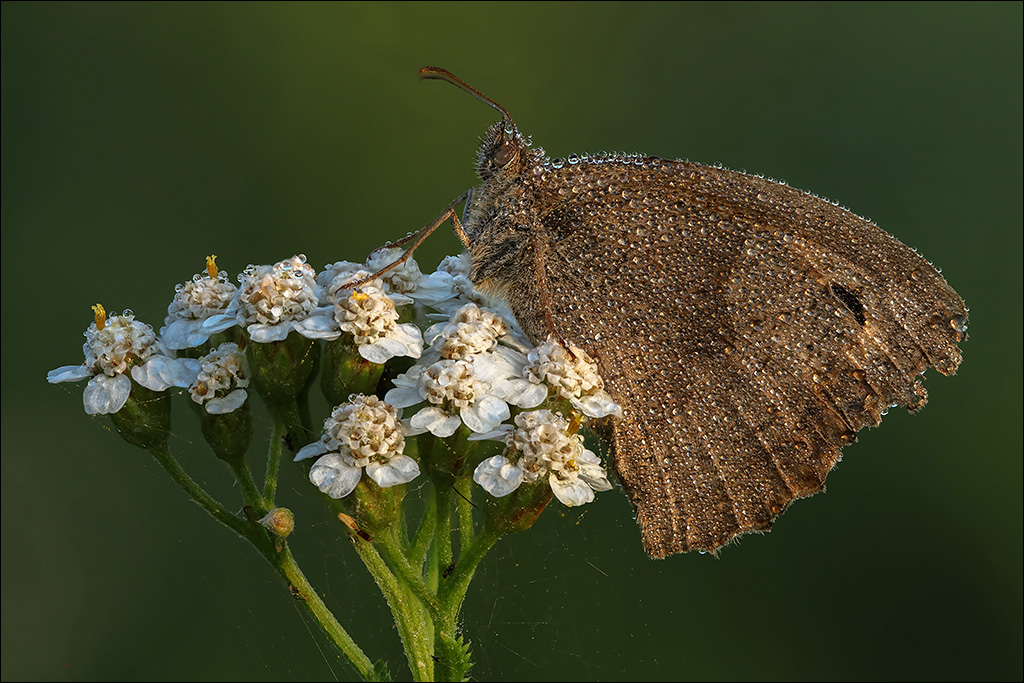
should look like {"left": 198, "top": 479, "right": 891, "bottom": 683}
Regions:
{"left": 566, "top": 410, "right": 584, "bottom": 436}
{"left": 205, "top": 254, "right": 219, "bottom": 279}
{"left": 91, "top": 303, "right": 106, "bottom": 331}
{"left": 351, "top": 292, "right": 369, "bottom": 302}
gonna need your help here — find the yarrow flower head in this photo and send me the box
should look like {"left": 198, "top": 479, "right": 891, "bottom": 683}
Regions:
{"left": 203, "top": 255, "right": 321, "bottom": 343}
{"left": 161, "top": 255, "right": 238, "bottom": 350}
{"left": 408, "top": 253, "right": 490, "bottom": 314}
{"left": 296, "top": 395, "right": 419, "bottom": 498}
{"left": 525, "top": 337, "right": 622, "bottom": 418}
{"left": 296, "top": 265, "right": 422, "bottom": 364}
{"left": 189, "top": 342, "right": 250, "bottom": 414}
{"left": 364, "top": 246, "right": 424, "bottom": 294}
{"left": 422, "top": 303, "right": 512, "bottom": 361}
{"left": 47, "top": 305, "right": 198, "bottom": 414}
{"left": 386, "top": 357, "right": 521, "bottom": 438}
{"left": 473, "top": 409, "right": 613, "bottom": 507}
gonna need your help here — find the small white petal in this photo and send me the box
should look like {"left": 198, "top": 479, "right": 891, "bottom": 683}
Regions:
{"left": 205, "top": 388, "right": 248, "bottom": 414}
{"left": 384, "top": 385, "right": 424, "bottom": 409}
{"left": 83, "top": 373, "right": 132, "bottom": 415}
{"left": 358, "top": 338, "right": 405, "bottom": 364}
{"left": 575, "top": 393, "right": 623, "bottom": 419}
{"left": 474, "top": 455, "right": 525, "bottom": 497}
{"left": 131, "top": 356, "right": 199, "bottom": 391}
{"left": 47, "top": 365, "right": 94, "bottom": 383}
{"left": 309, "top": 453, "right": 363, "bottom": 498}
{"left": 462, "top": 395, "right": 510, "bottom": 433}
{"left": 248, "top": 323, "right": 291, "bottom": 343}
{"left": 200, "top": 313, "right": 238, "bottom": 334}
{"left": 550, "top": 475, "right": 596, "bottom": 507}
{"left": 499, "top": 379, "right": 548, "bottom": 408}
{"left": 293, "top": 315, "right": 341, "bottom": 340}
{"left": 366, "top": 456, "right": 420, "bottom": 487}
{"left": 294, "top": 440, "right": 330, "bottom": 462}
{"left": 469, "top": 354, "right": 508, "bottom": 383}
{"left": 161, "top": 319, "right": 205, "bottom": 350}
{"left": 410, "top": 407, "right": 462, "bottom": 438}
{"left": 466, "top": 424, "right": 514, "bottom": 442}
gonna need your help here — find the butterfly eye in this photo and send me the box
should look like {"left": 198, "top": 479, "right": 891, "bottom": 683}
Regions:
{"left": 493, "top": 140, "right": 516, "bottom": 167}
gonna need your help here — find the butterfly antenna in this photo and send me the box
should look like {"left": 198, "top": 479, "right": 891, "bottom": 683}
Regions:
{"left": 420, "top": 67, "right": 516, "bottom": 130}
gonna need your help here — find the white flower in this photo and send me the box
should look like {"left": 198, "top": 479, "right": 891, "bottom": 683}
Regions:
{"left": 294, "top": 269, "right": 422, "bottom": 364}
{"left": 524, "top": 337, "right": 622, "bottom": 418}
{"left": 295, "top": 395, "right": 418, "bottom": 498}
{"left": 385, "top": 358, "right": 515, "bottom": 437}
{"left": 160, "top": 255, "right": 238, "bottom": 350}
{"left": 364, "top": 246, "right": 423, "bottom": 294}
{"left": 472, "top": 409, "right": 612, "bottom": 507}
{"left": 408, "top": 253, "right": 489, "bottom": 314}
{"left": 189, "top": 342, "right": 250, "bottom": 414}
{"left": 422, "top": 303, "right": 510, "bottom": 360}
{"left": 47, "top": 305, "right": 199, "bottom": 415}
{"left": 202, "top": 255, "right": 321, "bottom": 343}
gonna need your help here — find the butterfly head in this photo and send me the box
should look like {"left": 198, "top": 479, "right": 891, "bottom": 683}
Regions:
{"left": 419, "top": 66, "right": 529, "bottom": 182}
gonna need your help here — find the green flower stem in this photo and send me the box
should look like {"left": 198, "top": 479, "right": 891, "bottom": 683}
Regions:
{"left": 438, "top": 527, "right": 501, "bottom": 623}
{"left": 150, "top": 444, "right": 374, "bottom": 681}
{"left": 410, "top": 486, "right": 437, "bottom": 571}
{"left": 276, "top": 400, "right": 312, "bottom": 460}
{"left": 455, "top": 477, "right": 475, "bottom": 550}
{"left": 374, "top": 528, "right": 440, "bottom": 620}
{"left": 348, "top": 534, "right": 434, "bottom": 681}
{"left": 149, "top": 444, "right": 254, "bottom": 542}
{"left": 273, "top": 541, "right": 376, "bottom": 681}
{"left": 433, "top": 478, "right": 454, "bottom": 573}
{"left": 263, "top": 416, "right": 287, "bottom": 502}
{"left": 230, "top": 458, "right": 270, "bottom": 511}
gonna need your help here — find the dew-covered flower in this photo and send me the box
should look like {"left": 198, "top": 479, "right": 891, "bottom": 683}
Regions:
{"left": 473, "top": 409, "right": 612, "bottom": 506}
{"left": 524, "top": 337, "right": 622, "bottom": 418}
{"left": 47, "top": 305, "right": 199, "bottom": 415}
{"left": 161, "top": 255, "right": 238, "bottom": 350}
{"left": 202, "top": 255, "right": 321, "bottom": 343}
{"left": 422, "top": 303, "right": 511, "bottom": 360}
{"left": 364, "top": 246, "right": 424, "bottom": 294}
{"left": 408, "top": 253, "right": 488, "bottom": 314}
{"left": 295, "top": 395, "right": 419, "bottom": 498}
{"left": 189, "top": 342, "right": 250, "bottom": 414}
{"left": 295, "top": 267, "right": 423, "bottom": 364}
{"left": 385, "top": 357, "right": 519, "bottom": 437}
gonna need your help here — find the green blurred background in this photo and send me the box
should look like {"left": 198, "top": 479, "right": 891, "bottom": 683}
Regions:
{"left": 3, "top": 3, "right": 1021, "bottom": 681}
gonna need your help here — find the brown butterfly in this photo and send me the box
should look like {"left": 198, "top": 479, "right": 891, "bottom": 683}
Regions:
{"left": 384, "top": 67, "right": 968, "bottom": 558}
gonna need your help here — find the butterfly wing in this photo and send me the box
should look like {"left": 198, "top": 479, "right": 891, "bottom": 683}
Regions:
{"left": 520, "top": 156, "right": 967, "bottom": 557}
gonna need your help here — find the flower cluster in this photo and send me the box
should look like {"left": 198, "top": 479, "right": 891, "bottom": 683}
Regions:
{"left": 49, "top": 248, "right": 620, "bottom": 508}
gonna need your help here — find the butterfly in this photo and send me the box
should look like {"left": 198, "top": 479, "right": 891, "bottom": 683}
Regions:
{"left": 388, "top": 67, "right": 968, "bottom": 558}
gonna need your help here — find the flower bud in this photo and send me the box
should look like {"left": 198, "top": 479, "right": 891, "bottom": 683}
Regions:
{"left": 259, "top": 507, "right": 295, "bottom": 539}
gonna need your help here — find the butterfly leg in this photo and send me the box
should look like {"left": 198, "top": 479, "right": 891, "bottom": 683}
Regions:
{"left": 344, "top": 188, "right": 474, "bottom": 289}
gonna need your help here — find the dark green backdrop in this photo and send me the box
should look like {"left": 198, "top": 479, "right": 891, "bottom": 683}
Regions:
{"left": 3, "top": 3, "right": 1021, "bottom": 681}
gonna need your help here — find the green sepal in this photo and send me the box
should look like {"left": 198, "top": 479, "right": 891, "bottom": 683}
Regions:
{"left": 199, "top": 401, "right": 253, "bottom": 465}
{"left": 246, "top": 332, "right": 320, "bottom": 407}
{"left": 320, "top": 336, "right": 385, "bottom": 406}
{"left": 351, "top": 476, "right": 407, "bottom": 536}
{"left": 109, "top": 379, "right": 171, "bottom": 450}
{"left": 482, "top": 478, "right": 553, "bottom": 536}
